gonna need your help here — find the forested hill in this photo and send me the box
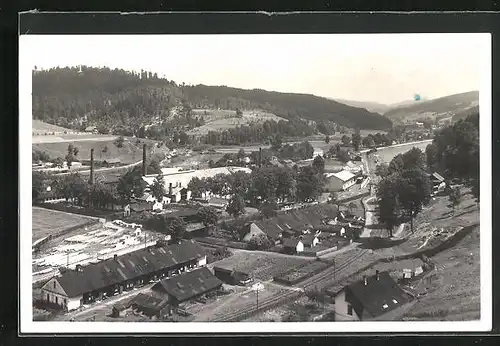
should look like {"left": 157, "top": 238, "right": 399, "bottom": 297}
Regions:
{"left": 32, "top": 66, "right": 392, "bottom": 132}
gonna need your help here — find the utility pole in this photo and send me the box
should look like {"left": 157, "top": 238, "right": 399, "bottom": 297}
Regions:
{"left": 333, "top": 258, "right": 336, "bottom": 280}
{"left": 256, "top": 286, "right": 259, "bottom": 311}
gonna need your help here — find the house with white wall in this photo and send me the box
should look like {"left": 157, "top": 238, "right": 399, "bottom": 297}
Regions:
{"left": 325, "top": 170, "right": 357, "bottom": 191}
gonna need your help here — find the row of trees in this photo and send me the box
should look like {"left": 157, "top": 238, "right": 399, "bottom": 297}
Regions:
{"left": 188, "top": 158, "right": 326, "bottom": 217}
{"left": 376, "top": 113, "right": 479, "bottom": 236}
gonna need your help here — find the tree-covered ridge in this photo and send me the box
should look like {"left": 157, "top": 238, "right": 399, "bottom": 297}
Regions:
{"left": 32, "top": 66, "right": 393, "bottom": 134}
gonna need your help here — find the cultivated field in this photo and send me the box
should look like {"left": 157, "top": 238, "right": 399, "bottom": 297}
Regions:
{"left": 32, "top": 206, "right": 98, "bottom": 243}
{"left": 188, "top": 109, "right": 287, "bottom": 135}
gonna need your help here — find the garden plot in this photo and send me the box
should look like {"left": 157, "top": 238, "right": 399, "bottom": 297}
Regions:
{"left": 274, "top": 261, "right": 331, "bottom": 285}
{"left": 208, "top": 251, "right": 312, "bottom": 281}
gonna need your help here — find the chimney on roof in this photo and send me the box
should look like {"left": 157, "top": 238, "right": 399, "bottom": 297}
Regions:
{"left": 376, "top": 270, "right": 380, "bottom": 281}
{"left": 76, "top": 264, "right": 83, "bottom": 272}
{"left": 259, "top": 147, "right": 262, "bottom": 168}
{"left": 114, "top": 254, "right": 118, "bottom": 261}
{"left": 363, "top": 275, "right": 367, "bottom": 286}
{"left": 169, "top": 182, "right": 173, "bottom": 195}
{"left": 142, "top": 144, "right": 147, "bottom": 176}
{"left": 89, "top": 148, "right": 95, "bottom": 185}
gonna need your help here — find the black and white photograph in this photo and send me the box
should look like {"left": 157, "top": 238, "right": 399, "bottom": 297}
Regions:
{"left": 19, "top": 32, "right": 491, "bottom": 334}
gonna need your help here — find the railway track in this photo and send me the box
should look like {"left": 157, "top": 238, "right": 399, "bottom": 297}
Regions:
{"left": 211, "top": 249, "right": 368, "bottom": 322}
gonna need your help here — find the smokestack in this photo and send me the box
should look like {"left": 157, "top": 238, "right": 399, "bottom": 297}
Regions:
{"left": 376, "top": 270, "right": 380, "bottom": 281}
{"left": 363, "top": 275, "right": 367, "bottom": 286}
{"left": 169, "top": 183, "right": 173, "bottom": 195}
{"left": 259, "top": 147, "right": 262, "bottom": 168}
{"left": 89, "top": 148, "right": 94, "bottom": 185}
{"left": 142, "top": 144, "right": 147, "bottom": 176}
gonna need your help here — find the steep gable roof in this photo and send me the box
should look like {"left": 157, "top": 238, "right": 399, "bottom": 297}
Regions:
{"left": 344, "top": 271, "right": 410, "bottom": 319}
{"left": 152, "top": 267, "right": 222, "bottom": 303}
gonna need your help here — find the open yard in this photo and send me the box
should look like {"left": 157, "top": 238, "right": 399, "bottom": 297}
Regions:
{"left": 32, "top": 206, "right": 98, "bottom": 243}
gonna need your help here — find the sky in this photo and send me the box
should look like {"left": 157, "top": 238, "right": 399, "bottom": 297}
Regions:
{"left": 21, "top": 34, "right": 487, "bottom": 105}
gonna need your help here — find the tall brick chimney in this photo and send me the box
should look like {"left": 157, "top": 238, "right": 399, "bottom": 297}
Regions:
{"left": 142, "top": 144, "right": 147, "bottom": 176}
{"left": 89, "top": 148, "right": 94, "bottom": 185}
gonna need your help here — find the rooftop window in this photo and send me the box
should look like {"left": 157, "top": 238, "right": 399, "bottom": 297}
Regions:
{"left": 392, "top": 299, "right": 398, "bottom": 304}
{"left": 382, "top": 304, "right": 389, "bottom": 309}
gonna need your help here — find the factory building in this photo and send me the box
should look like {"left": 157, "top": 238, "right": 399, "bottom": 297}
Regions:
{"left": 40, "top": 240, "right": 206, "bottom": 311}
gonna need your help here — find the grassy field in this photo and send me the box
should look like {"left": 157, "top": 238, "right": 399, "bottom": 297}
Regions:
{"left": 401, "top": 225, "right": 480, "bottom": 321}
{"left": 33, "top": 137, "right": 162, "bottom": 165}
{"left": 32, "top": 207, "right": 98, "bottom": 243}
{"left": 188, "top": 109, "right": 287, "bottom": 135}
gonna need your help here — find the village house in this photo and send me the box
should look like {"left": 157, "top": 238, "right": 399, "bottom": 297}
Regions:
{"left": 40, "top": 240, "right": 206, "bottom": 311}
{"left": 427, "top": 172, "right": 446, "bottom": 194}
{"left": 213, "top": 264, "right": 253, "bottom": 286}
{"left": 324, "top": 170, "right": 357, "bottom": 191}
{"left": 332, "top": 271, "right": 411, "bottom": 321}
{"left": 241, "top": 204, "right": 339, "bottom": 245}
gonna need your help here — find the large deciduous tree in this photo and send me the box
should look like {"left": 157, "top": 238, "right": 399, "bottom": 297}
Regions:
{"left": 397, "top": 168, "right": 432, "bottom": 233}
{"left": 227, "top": 194, "right": 246, "bottom": 218}
{"left": 197, "top": 206, "right": 219, "bottom": 228}
{"left": 163, "top": 216, "right": 186, "bottom": 243}
{"left": 117, "top": 169, "right": 146, "bottom": 206}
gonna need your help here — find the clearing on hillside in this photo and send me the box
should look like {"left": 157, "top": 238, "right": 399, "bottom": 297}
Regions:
{"left": 187, "top": 109, "right": 287, "bottom": 135}
{"left": 32, "top": 120, "right": 82, "bottom": 135}
{"left": 32, "top": 206, "right": 98, "bottom": 243}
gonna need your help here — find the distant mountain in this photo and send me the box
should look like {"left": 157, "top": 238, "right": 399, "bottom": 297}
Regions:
{"left": 333, "top": 99, "right": 391, "bottom": 115}
{"left": 32, "top": 66, "right": 393, "bottom": 135}
{"left": 383, "top": 91, "right": 479, "bottom": 124}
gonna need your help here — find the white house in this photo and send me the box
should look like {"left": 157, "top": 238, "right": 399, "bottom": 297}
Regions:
{"left": 325, "top": 170, "right": 357, "bottom": 191}
{"left": 313, "top": 148, "right": 324, "bottom": 158}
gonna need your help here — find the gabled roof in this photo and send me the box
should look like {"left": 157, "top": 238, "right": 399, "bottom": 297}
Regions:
{"left": 344, "top": 272, "right": 410, "bottom": 319}
{"left": 431, "top": 172, "right": 445, "bottom": 182}
{"left": 326, "top": 170, "right": 356, "bottom": 182}
{"left": 152, "top": 267, "right": 222, "bottom": 303}
{"left": 52, "top": 240, "right": 206, "bottom": 298}
{"left": 129, "top": 293, "right": 169, "bottom": 315}
{"left": 301, "top": 234, "right": 318, "bottom": 246}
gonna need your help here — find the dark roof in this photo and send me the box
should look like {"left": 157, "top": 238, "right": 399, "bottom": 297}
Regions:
{"left": 54, "top": 240, "right": 206, "bottom": 298}
{"left": 152, "top": 267, "right": 222, "bottom": 303}
{"left": 283, "top": 237, "right": 300, "bottom": 248}
{"left": 254, "top": 204, "right": 339, "bottom": 240}
{"left": 301, "top": 234, "right": 318, "bottom": 246}
{"left": 129, "top": 293, "right": 169, "bottom": 315}
{"left": 344, "top": 272, "right": 410, "bottom": 319}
